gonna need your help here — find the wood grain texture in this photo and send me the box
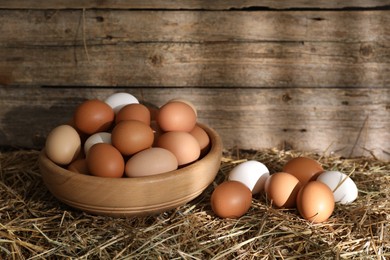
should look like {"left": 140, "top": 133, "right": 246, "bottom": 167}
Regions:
{"left": 1, "top": 41, "right": 388, "bottom": 88}
{"left": 0, "top": 0, "right": 389, "bottom": 10}
{"left": 1, "top": 87, "right": 389, "bottom": 161}
{"left": 0, "top": 6, "right": 389, "bottom": 160}
{"left": 2, "top": 10, "right": 388, "bottom": 44}
{"left": 0, "top": 10, "right": 389, "bottom": 87}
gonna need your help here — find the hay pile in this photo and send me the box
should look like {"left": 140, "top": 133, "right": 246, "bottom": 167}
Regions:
{"left": 1, "top": 148, "right": 389, "bottom": 259}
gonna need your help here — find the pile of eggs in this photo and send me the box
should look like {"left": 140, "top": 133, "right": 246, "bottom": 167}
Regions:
{"left": 211, "top": 157, "right": 358, "bottom": 223}
{"left": 45, "top": 92, "right": 211, "bottom": 178}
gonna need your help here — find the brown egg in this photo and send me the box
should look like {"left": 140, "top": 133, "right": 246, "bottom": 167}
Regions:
{"left": 87, "top": 143, "right": 124, "bottom": 178}
{"left": 157, "top": 101, "right": 197, "bottom": 132}
{"left": 73, "top": 99, "right": 115, "bottom": 135}
{"left": 125, "top": 147, "right": 178, "bottom": 177}
{"left": 264, "top": 172, "right": 301, "bottom": 208}
{"left": 282, "top": 157, "right": 324, "bottom": 185}
{"left": 45, "top": 125, "right": 81, "bottom": 165}
{"left": 115, "top": 103, "right": 151, "bottom": 125}
{"left": 211, "top": 181, "right": 252, "bottom": 219}
{"left": 68, "top": 159, "right": 89, "bottom": 175}
{"left": 297, "top": 181, "right": 335, "bottom": 223}
{"left": 168, "top": 98, "right": 198, "bottom": 116}
{"left": 111, "top": 120, "right": 154, "bottom": 156}
{"left": 190, "top": 125, "right": 210, "bottom": 156}
{"left": 156, "top": 131, "right": 200, "bottom": 166}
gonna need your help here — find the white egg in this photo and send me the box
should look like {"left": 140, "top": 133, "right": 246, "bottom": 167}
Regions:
{"left": 104, "top": 92, "right": 139, "bottom": 113}
{"left": 84, "top": 132, "right": 112, "bottom": 155}
{"left": 228, "top": 160, "right": 270, "bottom": 194}
{"left": 316, "top": 171, "right": 358, "bottom": 204}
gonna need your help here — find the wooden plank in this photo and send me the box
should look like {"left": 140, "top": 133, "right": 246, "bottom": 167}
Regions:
{"left": 1, "top": 41, "right": 388, "bottom": 87}
{"left": 1, "top": 87, "right": 389, "bottom": 161}
{"left": 0, "top": 10, "right": 388, "bottom": 87}
{"left": 1, "top": 10, "right": 389, "bottom": 45}
{"left": 0, "top": 0, "right": 389, "bottom": 10}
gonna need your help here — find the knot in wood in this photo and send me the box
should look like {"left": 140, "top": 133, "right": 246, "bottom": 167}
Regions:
{"left": 0, "top": 74, "right": 13, "bottom": 86}
{"left": 95, "top": 16, "right": 104, "bottom": 22}
{"left": 359, "top": 43, "right": 373, "bottom": 57}
{"left": 149, "top": 54, "right": 164, "bottom": 67}
{"left": 282, "top": 93, "right": 292, "bottom": 103}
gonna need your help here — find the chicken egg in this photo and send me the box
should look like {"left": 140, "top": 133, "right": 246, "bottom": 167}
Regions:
{"left": 168, "top": 98, "right": 197, "bottom": 116}
{"left": 87, "top": 143, "right": 124, "bottom": 178}
{"left": 283, "top": 157, "right": 324, "bottom": 185}
{"left": 111, "top": 120, "right": 154, "bottom": 156}
{"left": 115, "top": 103, "right": 151, "bottom": 125}
{"left": 45, "top": 124, "right": 81, "bottom": 165}
{"left": 68, "top": 159, "right": 89, "bottom": 175}
{"left": 297, "top": 181, "right": 335, "bottom": 223}
{"left": 189, "top": 125, "right": 210, "bottom": 156}
{"left": 228, "top": 160, "right": 269, "bottom": 194}
{"left": 156, "top": 131, "right": 200, "bottom": 166}
{"left": 84, "top": 132, "right": 111, "bottom": 155}
{"left": 157, "top": 101, "right": 197, "bottom": 132}
{"left": 211, "top": 181, "right": 252, "bottom": 219}
{"left": 104, "top": 92, "right": 139, "bottom": 114}
{"left": 265, "top": 172, "right": 301, "bottom": 208}
{"left": 316, "top": 171, "right": 358, "bottom": 204}
{"left": 73, "top": 99, "right": 115, "bottom": 135}
{"left": 125, "top": 147, "right": 178, "bottom": 177}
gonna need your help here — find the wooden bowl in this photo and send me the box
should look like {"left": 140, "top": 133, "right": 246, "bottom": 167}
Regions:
{"left": 39, "top": 123, "right": 223, "bottom": 217}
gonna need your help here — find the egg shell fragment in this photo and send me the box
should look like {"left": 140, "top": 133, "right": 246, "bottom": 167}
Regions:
{"left": 45, "top": 125, "right": 81, "bottom": 165}
{"left": 125, "top": 148, "right": 178, "bottom": 177}
{"left": 211, "top": 181, "right": 252, "bottom": 219}
{"left": 228, "top": 160, "right": 270, "bottom": 194}
{"left": 297, "top": 181, "right": 335, "bottom": 223}
{"left": 316, "top": 171, "right": 358, "bottom": 204}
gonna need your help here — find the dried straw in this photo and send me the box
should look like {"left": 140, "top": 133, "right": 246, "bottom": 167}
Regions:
{"left": 1, "top": 148, "right": 389, "bottom": 259}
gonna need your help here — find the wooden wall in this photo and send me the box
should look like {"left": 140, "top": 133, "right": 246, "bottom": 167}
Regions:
{"left": 1, "top": 1, "right": 389, "bottom": 161}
